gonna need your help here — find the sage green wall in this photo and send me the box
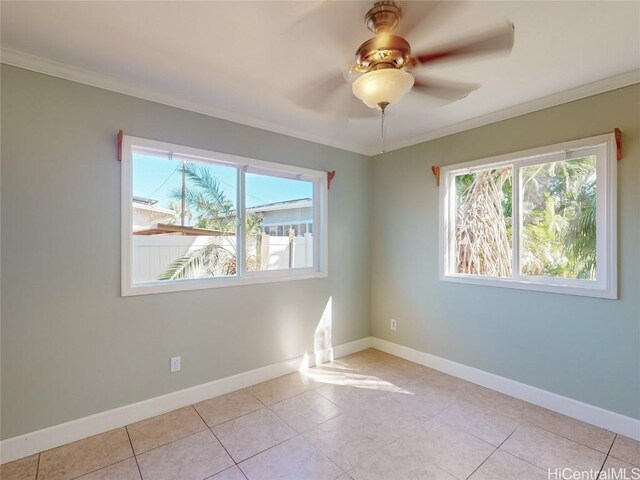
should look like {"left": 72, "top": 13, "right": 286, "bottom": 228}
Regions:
{"left": 0, "top": 65, "right": 371, "bottom": 439}
{"left": 2, "top": 63, "right": 638, "bottom": 441}
{"left": 371, "top": 84, "right": 640, "bottom": 420}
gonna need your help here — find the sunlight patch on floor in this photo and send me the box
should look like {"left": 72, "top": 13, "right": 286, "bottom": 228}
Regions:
{"left": 302, "top": 362, "right": 413, "bottom": 394}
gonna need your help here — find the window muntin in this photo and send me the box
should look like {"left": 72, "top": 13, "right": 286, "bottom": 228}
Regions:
{"left": 440, "top": 134, "right": 616, "bottom": 299}
{"left": 122, "top": 136, "right": 328, "bottom": 296}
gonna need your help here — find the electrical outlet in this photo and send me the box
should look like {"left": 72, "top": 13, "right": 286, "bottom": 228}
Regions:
{"left": 390, "top": 319, "right": 397, "bottom": 331}
{"left": 170, "top": 356, "right": 181, "bottom": 373}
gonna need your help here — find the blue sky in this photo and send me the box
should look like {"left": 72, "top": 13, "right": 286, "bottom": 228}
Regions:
{"left": 132, "top": 153, "right": 312, "bottom": 209}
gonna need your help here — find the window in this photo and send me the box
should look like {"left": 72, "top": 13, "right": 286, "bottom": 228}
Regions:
{"left": 122, "top": 136, "right": 328, "bottom": 296}
{"left": 439, "top": 133, "right": 617, "bottom": 298}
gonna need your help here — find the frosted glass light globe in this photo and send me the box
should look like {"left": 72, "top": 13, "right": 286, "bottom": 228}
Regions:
{"left": 352, "top": 68, "right": 414, "bottom": 109}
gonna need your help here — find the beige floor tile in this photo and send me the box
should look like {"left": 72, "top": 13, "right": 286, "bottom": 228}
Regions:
{"left": 348, "top": 438, "right": 457, "bottom": 480}
{"left": 206, "top": 466, "right": 247, "bottom": 480}
{"left": 401, "top": 417, "right": 496, "bottom": 479}
{"left": 314, "top": 383, "right": 402, "bottom": 413}
{"left": 247, "top": 372, "right": 317, "bottom": 405}
{"left": 270, "top": 390, "right": 343, "bottom": 432}
{"left": 303, "top": 363, "right": 355, "bottom": 390}
{"left": 350, "top": 360, "right": 427, "bottom": 387}
{"left": 38, "top": 428, "right": 132, "bottom": 480}
{"left": 374, "top": 355, "right": 431, "bottom": 381}
{"left": 473, "top": 389, "right": 544, "bottom": 422}
{"left": 601, "top": 456, "right": 639, "bottom": 476}
{"left": 609, "top": 435, "right": 640, "bottom": 466}
{"left": 314, "top": 352, "right": 415, "bottom": 388}
{"left": 339, "top": 349, "right": 396, "bottom": 366}
{"left": 212, "top": 408, "right": 296, "bottom": 462}
{"left": 238, "top": 436, "right": 342, "bottom": 480}
{"left": 437, "top": 400, "right": 521, "bottom": 446}
{"left": 302, "top": 411, "right": 392, "bottom": 471}
{"left": 468, "top": 450, "right": 547, "bottom": 480}
{"left": 75, "top": 458, "right": 140, "bottom": 480}
{"left": 194, "top": 389, "right": 263, "bottom": 427}
{"left": 307, "top": 363, "right": 411, "bottom": 396}
{"left": 501, "top": 425, "right": 605, "bottom": 471}
{"left": 375, "top": 389, "right": 443, "bottom": 421}
{"left": 529, "top": 409, "right": 615, "bottom": 452}
{"left": 127, "top": 406, "right": 206, "bottom": 454}
{"left": 136, "top": 430, "right": 233, "bottom": 480}
{"left": 9, "top": 349, "right": 625, "bottom": 480}
{"left": 0, "top": 454, "right": 39, "bottom": 480}
{"left": 405, "top": 369, "right": 474, "bottom": 398}
{"left": 401, "top": 376, "right": 461, "bottom": 414}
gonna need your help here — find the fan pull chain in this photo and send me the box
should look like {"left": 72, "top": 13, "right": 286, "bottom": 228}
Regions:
{"left": 379, "top": 102, "right": 389, "bottom": 154}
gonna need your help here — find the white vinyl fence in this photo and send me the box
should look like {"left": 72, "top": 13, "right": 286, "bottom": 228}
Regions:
{"left": 133, "top": 234, "right": 313, "bottom": 283}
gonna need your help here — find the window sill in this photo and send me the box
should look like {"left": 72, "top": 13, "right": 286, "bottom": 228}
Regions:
{"left": 122, "top": 270, "right": 328, "bottom": 297}
{"left": 440, "top": 274, "right": 617, "bottom": 300}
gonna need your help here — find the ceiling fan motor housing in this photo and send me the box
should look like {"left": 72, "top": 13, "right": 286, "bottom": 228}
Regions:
{"left": 365, "top": 1, "right": 402, "bottom": 34}
{"left": 356, "top": 2, "right": 411, "bottom": 73}
{"left": 355, "top": 35, "right": 411, "bottom": 72}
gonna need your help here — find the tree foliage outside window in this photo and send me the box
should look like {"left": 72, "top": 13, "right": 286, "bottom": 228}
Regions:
{"left": 454, "top": 156, "right": 597, "bottom": 280}
{"left": 521, "top": 156, "right": 596, "bottom": 280}
{"left": 159, "top": 163, "right": 264, "bottom": 280}
{"left": 455, "top": 168, "right": 512, "bottom": 277}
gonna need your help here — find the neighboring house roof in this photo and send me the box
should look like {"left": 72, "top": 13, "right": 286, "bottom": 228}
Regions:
{"left": 247, "top": 198, "right": 312, "bottom": 213}
{"left": 133, "top": 195, "right": 161, "bottom": 206}
{"left": 133, "top": 223, "right": 228, "bottom": 236}
{"left": 132, "top": 197, "right": 177, "bottom": 232}
{"left": 132, "top": 203, "right": 176, "bottom": 216}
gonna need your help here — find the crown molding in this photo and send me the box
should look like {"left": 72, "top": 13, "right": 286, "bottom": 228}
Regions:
{"left": 380, "top": 69, "right": 640, "bottom": 155}
{"left": 2, "top": 47, "right": 638, "bottom": 158}
{"left": 0, "top": 47, "right": 370, "bottom": 156}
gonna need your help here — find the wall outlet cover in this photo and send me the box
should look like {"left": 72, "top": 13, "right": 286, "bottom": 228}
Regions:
{"left": 170, "top": 356, "right": 181, "bottom": 373}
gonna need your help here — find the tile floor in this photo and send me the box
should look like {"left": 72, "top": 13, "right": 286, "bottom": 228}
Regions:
{"left": 2, "top": 349, "right": 639, "bottom": 480}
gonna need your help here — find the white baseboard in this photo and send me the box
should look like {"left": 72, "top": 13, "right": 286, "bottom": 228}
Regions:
{"left": 371, "top": 337, "right": 640, "bottom": 441}
{"left": 4, "top": 336, "right": 638, "bottom": 464}
{"left": 0, "top": 337, "right": 373, "bottom": 464}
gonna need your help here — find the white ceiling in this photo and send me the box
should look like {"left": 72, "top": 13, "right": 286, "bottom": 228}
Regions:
{"left": 2, "top": 1, "right": 639, "bottom": 155}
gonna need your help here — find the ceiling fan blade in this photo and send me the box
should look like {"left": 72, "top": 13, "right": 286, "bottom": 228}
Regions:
{"left": 318, "top": 81, "right": 378, "bottom": 119}
{"left": 287, "top": 72, "right": 347, "bottom": 112}
{"left": 287, "top": 71, "right": 376, "bottom": 118}
{"left": 412, "top": 77, "right": 479, "bottom": 102}
{"left": 285, "top": 1, "right": 371, "bottom": 57}
{"left": 395, "top": 1, "right": 466, "bottom": 39}
{"left": 413, "top": 23, "right": 515, "bottom": 66}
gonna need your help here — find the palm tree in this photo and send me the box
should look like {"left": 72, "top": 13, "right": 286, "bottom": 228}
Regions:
{"left": 455, "top": 168, "right": 512, "bottom": 277}
{"left": 455, "top": 156, "right": 596, "bottom": 280}
{"left": 159, "top": 163, "right": 263, "bottom": 280}
{"left": 521, "top": 156, "right": 596, "bottom": 279}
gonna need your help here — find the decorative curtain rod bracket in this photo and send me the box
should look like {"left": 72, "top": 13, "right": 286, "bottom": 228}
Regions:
{"left": 615, "top": 128, "right": 622, "bottom": 161}
{"left": 117, "top": 130, "right": 124, "bottom": 162}
{"left": 327, "top": 170, "right": 336, "bottom": 189}
{"left": 432, "top": 166, "right": 440, "bottom": 187}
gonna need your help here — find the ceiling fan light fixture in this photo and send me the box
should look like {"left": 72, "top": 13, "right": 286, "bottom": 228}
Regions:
{"left": 351, "top": 68, "right": 414, "bottom": 109}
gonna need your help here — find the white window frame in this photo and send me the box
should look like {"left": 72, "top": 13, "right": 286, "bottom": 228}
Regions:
{"left": 439, "top": 133, "right": 617, "bottom": 299}
{"left": 122, "top": 135, "right": 328, "bottom": 296}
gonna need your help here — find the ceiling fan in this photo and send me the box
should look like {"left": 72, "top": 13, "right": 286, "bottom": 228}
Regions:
{"left": 293, "top": 1, "right": 515, "bottom": 118}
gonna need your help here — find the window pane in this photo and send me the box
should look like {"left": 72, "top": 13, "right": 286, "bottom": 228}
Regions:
{"left": 455, "top": 167, "right": 513, "bottom": 277}
{"left": 245, "top": 173, "right": 314, "bottom": 271}
{"left": 131, "top": 153, "right": 237, "bottom": 283}
{"left": 521, "top": 156, "right": 597, "bottom": 280}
